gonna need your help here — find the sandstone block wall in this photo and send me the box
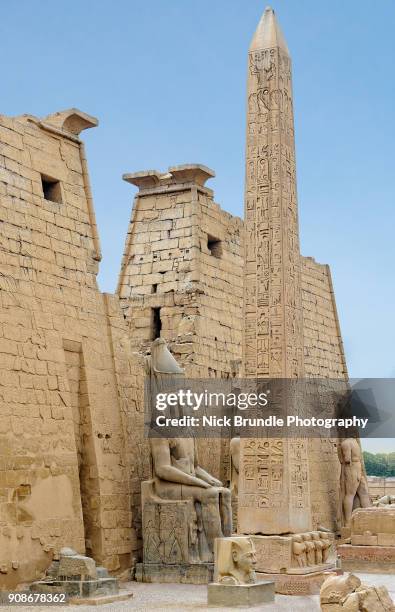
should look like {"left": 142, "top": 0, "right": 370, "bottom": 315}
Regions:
{"left": 301, "top": 256, "right": 347, "bottom": 379}
{"left": 0, "top": 111, "right": 136, "bottom": 588}
{"left": 301, "top": 256, "right": 348, "bottom": 529}
{"left": 117, "top": 165, "right": 243, "bottom": 378}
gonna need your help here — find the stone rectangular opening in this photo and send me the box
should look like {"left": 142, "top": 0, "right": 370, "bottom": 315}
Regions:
{"left": 207, "top": 235, "right": 222, "bottom": 258}
{"left": 152, "top": 307, "right": 162, "bottom": 339}
{"left": 41, "top": 174, "right": 63, "bottom": 204}
{"left": 15, "top": 484, "right": 31, "bottom": 500}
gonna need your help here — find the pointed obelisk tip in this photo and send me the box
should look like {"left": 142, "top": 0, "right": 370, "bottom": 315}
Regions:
{"left": 250, "top": 6, "right": 289, "bottom": 55}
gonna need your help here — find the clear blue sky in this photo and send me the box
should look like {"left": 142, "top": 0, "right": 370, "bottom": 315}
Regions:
{"left": 1, "top": 1, "right": 394, "bottom": 450}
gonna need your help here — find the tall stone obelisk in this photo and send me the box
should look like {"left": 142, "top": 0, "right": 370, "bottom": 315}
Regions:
{"left": 239, "top": 7, "right": 311, "bottom": 534}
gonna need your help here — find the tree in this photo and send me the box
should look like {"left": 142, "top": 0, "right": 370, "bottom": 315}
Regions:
{"left": 363, "top": 451, "right": 395, "bottom": 477}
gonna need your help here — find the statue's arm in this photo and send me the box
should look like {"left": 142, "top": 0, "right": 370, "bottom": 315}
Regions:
{"left": 192, "top": 440, "right": 222, "bottom": 486}
{"left": 151, "top": 440, "right": 210, "bottom": 488}
{"left": 195, "top": 466, "right": 223, "bottom": 487}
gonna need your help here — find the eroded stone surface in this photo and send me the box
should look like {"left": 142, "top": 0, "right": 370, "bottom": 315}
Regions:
{"left": 0, "top": 110, "right": 138, "bottom": 588}
{"left": 30, "top": 548, "right": 119, "bottom": 600}
{"left": 252, "top": 531, "right": 334, "bottom": 574}
{"left": 320, "top": 573, "right": 394, "bottom": 611}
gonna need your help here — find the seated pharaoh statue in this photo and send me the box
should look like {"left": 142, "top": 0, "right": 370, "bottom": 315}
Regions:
{"left": 143, "top": 338, "right": 232, "bottom": 568}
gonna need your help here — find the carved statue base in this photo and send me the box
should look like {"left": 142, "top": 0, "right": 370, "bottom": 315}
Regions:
{"left": 256, "top": 570, "right": 336, "bottom": 596}
{"left": 251, "top": 531, "right": 335, "bottom": 574}
{"left": 245, "top": 532, "right": 335, "bottom": 595}
{"left": 138, "top": 480, "right": 215, "bottom": 584}
{"left": 208, "top": 582, "right": 275, "bottom": 607}
{"left": 338, "top": 507, "right": 395, "bottom": 573}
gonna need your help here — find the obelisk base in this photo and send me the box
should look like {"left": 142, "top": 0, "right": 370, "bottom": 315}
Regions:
{"left": 251, "top": 533, "right": 335, "bottom": 573}
{"left": 256, "top": 570, "right": 336, "bottom": 595}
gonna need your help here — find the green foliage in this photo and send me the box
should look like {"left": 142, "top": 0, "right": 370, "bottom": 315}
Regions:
{"left": 363, "top": 451, "right": 395, "bottom": 477}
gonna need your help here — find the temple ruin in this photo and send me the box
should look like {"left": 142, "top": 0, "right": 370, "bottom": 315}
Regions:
{"left": 1, "top": 5, "right": 390, "bottom": 603}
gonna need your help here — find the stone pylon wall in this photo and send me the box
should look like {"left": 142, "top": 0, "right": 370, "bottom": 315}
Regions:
{"left": 117, "top": 165, "right": 244, "bottom": 379}
{"left": 117, "top": 166, "right": 244, "bottom": 485}
{"left": 117, "top": 168, "right": 348, "bottom": 533}
{"left": 0, "top": 111, "right": 136, "bottom": 588}
{"left": 301, "top": 256, "right": 348, "bottom": 530}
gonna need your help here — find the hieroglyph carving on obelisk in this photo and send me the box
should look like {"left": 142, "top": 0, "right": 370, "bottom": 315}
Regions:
{"left": 239, "top": 7, "right": 310, "bottom": 535}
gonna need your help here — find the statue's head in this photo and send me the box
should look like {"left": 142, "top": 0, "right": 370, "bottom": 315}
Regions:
{"left": 217, "top": 537, "right": 257, "bottom": 585}
{"left": 231, "top": 538, "right": 256, "bottom": 575}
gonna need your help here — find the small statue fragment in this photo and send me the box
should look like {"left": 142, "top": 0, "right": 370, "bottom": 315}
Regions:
{"left": 216, "top": 537, "right": 257, "bottom": 585}
{"left": 338, "top": 438, "right": 371, "bottom": 527}
{"left": 320, "top": 573, "right": 394, "bottom": 611}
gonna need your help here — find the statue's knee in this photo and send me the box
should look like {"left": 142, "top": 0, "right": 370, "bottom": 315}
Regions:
{"left": 205, "top": 489, "right": 219, "bottom": 502}
{"left": 221, "top": 488, "right": 231, "bottom": 501}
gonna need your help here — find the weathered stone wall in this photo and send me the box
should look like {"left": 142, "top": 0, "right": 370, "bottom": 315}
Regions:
{"left": 117, "top": 165, "right": 243, "bottom": 378}
{"left": 300, "top": 256, "right": 348, "bottom": 530}
{"left": 301, "top": 257, "right": 347, "bottom": 379}
{"left": 0, "top": 111, "right": 135, "bottom": 588}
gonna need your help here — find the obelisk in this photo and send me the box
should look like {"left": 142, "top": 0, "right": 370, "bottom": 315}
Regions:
{"left": 239, "top": 7, "right": 311, "bottom": 534}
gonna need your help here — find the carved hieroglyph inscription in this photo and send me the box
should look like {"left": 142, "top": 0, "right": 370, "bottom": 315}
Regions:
{"left": 243, "top": 45, "right": 303, "bottom": 379}
{"left": 239, "top": 10, "right": 310, "bottom": 534}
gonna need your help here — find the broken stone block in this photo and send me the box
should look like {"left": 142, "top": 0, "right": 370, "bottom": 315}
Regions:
{"left": 30, "top": 547, "right": 119, "bottom": 600}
